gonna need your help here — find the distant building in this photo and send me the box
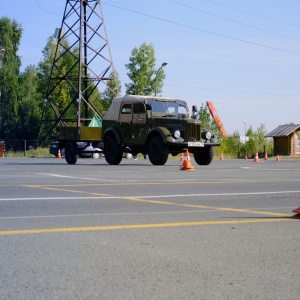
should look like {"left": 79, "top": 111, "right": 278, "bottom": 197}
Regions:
{"left": 266, "top": 124, "right": 300, "bottom": 156}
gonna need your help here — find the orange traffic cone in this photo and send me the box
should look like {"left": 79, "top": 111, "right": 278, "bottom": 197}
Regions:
{"left": 244, "top": 154, "right": 248, "bottom": 160}
{"left": 220, "top": 153, "right": 224, "bottom": 160}
{"left": 264, "top": 152, "right": 269, "bottom": 160}
{"left": 180, "top": 153, "right": 184, "bottom": 161}
{"left": 253, "top": 151, "right": 260, "bottom": 162}
{"left": 57, "top": 149, "right": 62, "bottom": 159}
{"left": 180, "top": 150, "right": 194, "bottom": 171}
{"left": 275, "top": 154, "right": 280, "bottom": 161}
{"left": 292, "top": 207, "right": 300, "bottom": 215}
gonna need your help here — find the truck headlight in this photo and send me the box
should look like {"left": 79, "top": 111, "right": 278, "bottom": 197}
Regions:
{"left": 205, "top": 131, "right": 212, "bottom": 140}
{"left": 174, "top": 130, "right": 181, "bottom": 139}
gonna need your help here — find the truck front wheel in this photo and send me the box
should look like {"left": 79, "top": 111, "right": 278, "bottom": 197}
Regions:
{"left": 65, "top": 141, "right": 78, "bottom": 165}
{"left": 194, "top": 146, "right": 214, "bottom": 165}
{"left": 104, "top": 138, "right": 123, "bottom": 165}
{"left": 148, "top": 136, "right": 168, "bottom": 165}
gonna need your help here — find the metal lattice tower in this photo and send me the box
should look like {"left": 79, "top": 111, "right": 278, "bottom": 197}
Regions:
{"left": 38, "top": 0, "right": 118, "bottom": 144}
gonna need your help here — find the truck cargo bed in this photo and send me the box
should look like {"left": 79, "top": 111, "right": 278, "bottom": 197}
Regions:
{"left": 57, "top": 127, "right": 102, "bottom": 141}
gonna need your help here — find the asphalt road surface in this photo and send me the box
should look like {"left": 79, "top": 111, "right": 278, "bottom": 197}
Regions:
{"left": 0, "top": 156, "right": 299, "bottom": 299}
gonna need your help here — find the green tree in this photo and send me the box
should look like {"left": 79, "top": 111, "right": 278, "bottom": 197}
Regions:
{"left": 255, "top": 124, "right": 267, "bottom": 151}
{"left": 37, "top": 37, "right": 78, "bottom": 114}
{"left": 102, "top": 71, "right": 121, "bottom": 113}
{"left": 125, "top": 43, "right": 165, "bottom": 95}
{"left": 244, "top": 126, "right": 257, "bottom": 157}
{"left": 0, "top": 17, "right": 22, "bottom": 139}
{"left": 18, "top": 65, "right": 42, "bottom": 140}
{"left": 218, "top": 130, "right": 241, "bottom": 158}
{"left": 37, "top": 37, "right": 66, "bottom": 141}
{"left": 196, "top": 104, "right": 210, "bottom": 125}
{"left": 253, "top": 124, "right": 273, "bottom": 155}
{"left": 196, "top": 103, "right": 221, "bottom": 139}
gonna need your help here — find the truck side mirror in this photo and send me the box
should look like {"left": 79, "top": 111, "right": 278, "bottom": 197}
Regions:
{"left": 146, "top": 104, "right": 152, "bottom": 111}
{"left": 192, "top": 105, "right": 198, "bottom": 112}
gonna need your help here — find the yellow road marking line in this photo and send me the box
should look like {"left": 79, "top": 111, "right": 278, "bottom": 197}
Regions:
{"left": 0, "top": 218, "right": 293, "bottom": 235}
{"left": 22, "top": 178, "right": 300, "bottom": 188}
{"left": 31, "top": 186, "right": 109, "bottom": 197}
{"left": 21, "top": 187, "right": 291, "bottom": 217}
{"left": 119, "top": 197, "right": 291, "bottom": 217}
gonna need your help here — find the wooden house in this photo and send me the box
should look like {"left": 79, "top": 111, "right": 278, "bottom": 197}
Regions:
{"left": 266, "top": 124, "right": 300, "bottom": 156}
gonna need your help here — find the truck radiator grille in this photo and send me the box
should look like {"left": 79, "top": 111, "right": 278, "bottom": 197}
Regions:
{"left": 186, "top": 123, "right": 201, "bottom": 141}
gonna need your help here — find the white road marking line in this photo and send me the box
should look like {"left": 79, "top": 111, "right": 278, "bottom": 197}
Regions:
{"left": 37, "top": 173, "right": 118, "bottom": 182}
{"left": 1, "top": 190, "right": 300, "bottom": 201}
{"left": 138, "top": 190, "right": 300, "bottom": 198}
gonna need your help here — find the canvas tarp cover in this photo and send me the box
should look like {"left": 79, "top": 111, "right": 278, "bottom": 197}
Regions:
{"left": 102, "top": 96, "right": 145, "bottom": 121}
{"left": 102, "top": 95, "right": 183, "bottom": 122}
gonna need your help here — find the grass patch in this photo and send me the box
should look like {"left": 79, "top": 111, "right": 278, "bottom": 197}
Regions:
{"left": 4, "top": 147, "right": 52, "bottom": 158}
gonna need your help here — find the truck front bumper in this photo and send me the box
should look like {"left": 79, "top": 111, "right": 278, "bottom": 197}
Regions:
{"left": 166, "top": 140, "right": 220, "bottom": 150}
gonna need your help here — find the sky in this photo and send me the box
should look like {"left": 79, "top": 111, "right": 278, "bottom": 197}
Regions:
{"left": 1, "top": 0, "right": 300, "bottom": 135}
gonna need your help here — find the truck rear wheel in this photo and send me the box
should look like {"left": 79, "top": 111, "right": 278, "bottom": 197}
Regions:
{"left": 148, "top": 136, "right": 168, "bottom": 165}
{"left": 194, "top": 146, "right": 214, "bottom": 165}
{"left": 104, "top": 138, "right": 123, "bottom": 165}
{"left": 65, "top": 141, "right": 78, "bottom": 165}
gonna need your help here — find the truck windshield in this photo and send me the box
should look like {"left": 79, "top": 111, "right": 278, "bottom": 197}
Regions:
{"left": 147, "top": 100, "right": 188, "bottom": 114}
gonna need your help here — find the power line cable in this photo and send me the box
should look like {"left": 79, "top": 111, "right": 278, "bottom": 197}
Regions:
{"left": 164, "top": 84, "right": 300, "bottom": 97}
{"left": 118, "top": 72, "right": 300, "bottom": 92}
{"left": 196, "top": 0, "right": 300, "bottom": 27}
{"left": 169, "top": 0, "right": 300, "bottom": 42}
{"left": 165, "top": 79, "right": 300, "bottom": 91}
{"left": 117, "top": 72, "right": 300, "bottom": 96}
{"left": 34, "top": 0, "right": 61, "bottom": 15}
{"left": 102, "top": 2, "right": 300, "bottom": 55}
{"left": 209, "top": 101, "right": 300, "bottom": 108}
{"left": 206, "top": 102, "right": 300, "bottom": 108}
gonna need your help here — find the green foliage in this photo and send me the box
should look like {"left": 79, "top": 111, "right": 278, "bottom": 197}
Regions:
{"left": 215, "top": 125, "right": 274, "bottom": 158}
{"left": 255, "top": 124, "right": 268, "bottom": 150}
{"left": 125, "top": 43, "right": 165, "bottom": 95}
{"left": 101, "top": 71, "right": 121, "bottom": 113}
{"left": 18, "top": 65, "right": 42, "bottom": 139}
{"left": 196, "top": 104, "right": 222, "bottom": 140}
{"left": 197, "top": 104, "right": 211, "bottom": 126}
{"left": 197, "top": 110, "right": 275, "bottom": 158}
{"left": 5, "top": 146, "right": 51, "bottom": 158}
{"left": 0, "top": 17, "right": 22, "bottom": 139}
{"left": 216, "top": 131, "right": 239, "bottom": 158}
{"left": 37, "top": 37, "right": 77, "bottom": 114}
{"left": 85, "top": 87, "right": 103, "bottom": 120}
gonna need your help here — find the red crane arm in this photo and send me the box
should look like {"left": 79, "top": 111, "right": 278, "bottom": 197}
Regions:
{"left": 206, "top": 101, "right": 227, "bottom": 138}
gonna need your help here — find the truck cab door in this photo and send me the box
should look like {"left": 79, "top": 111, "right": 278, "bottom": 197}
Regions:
{"left": 132, "top": 102, "right": 147, "bottom": 144}
{"left": 119, "top": 103, "right": 133, "bottom": 144}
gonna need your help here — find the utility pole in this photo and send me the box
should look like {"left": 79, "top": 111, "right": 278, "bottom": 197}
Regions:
{"left": 38, "top": 0, "right": 118, "bottom": 145}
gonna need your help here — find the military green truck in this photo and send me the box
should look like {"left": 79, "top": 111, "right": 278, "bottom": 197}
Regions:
{"left": 57, "top": 95, "right": 220, "bottom": 165}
